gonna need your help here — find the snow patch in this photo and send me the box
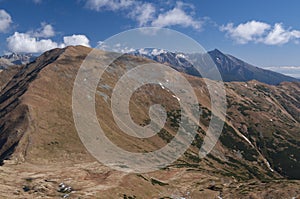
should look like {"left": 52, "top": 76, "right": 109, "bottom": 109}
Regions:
{"left": 172, "top": 95, "right": 180, "bottom": 101}
{"left": 176, "top": 53, "right": 186, "bottom": 59}
{"left": 158, "top": 82, "right": 165, "bottom": 89}
{"left": 138, "top": 48, "right": 148, "bottom": 55}
{"left": 151, "top": 48, "right": 167, "bottom": 56}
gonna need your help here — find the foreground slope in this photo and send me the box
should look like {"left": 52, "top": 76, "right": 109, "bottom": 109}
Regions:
{"left": 0, "top": 46, "right": 299, "bottom": 198}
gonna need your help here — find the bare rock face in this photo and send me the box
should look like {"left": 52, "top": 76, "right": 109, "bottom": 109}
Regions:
{"left": 0, "top": 46, "right": 299, "bottom": 198}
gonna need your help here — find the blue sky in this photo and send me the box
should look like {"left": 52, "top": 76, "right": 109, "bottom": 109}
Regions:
{"left": 0, "top": 0, "right": 300, "bottom": 77}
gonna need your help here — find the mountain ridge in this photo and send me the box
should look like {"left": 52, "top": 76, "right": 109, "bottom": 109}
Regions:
{"left": 0, "top": 53, "right": 36, "bottom": 69}
{"left": 130, "top": 48, "right": 299, "bottom": 85}
{"left": 210, "top": 49, "right": 298, "bottom": 84}
{"left": 0, "top": 46, "right": 299, "bottom": 198}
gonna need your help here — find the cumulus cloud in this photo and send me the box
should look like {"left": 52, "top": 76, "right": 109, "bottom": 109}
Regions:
{"left": 264, "top": 23, "right": 300, "bottom": 45}
{"left": 129, "top": 3, "right": 155, "bottom": 26}
{"left": 0, "top": 9, "right": 12, "bottom": 33}
{"left": 6, "top": 21, "right": 90, "bottom": 53}
{"left": 151, "top": 5, "right": 201, "bottom": 29}
{"left": 7, "top": 31, "right": 90, "bottom": 53}
{"left": 30, "top": 23, "right": 55, "bottom": 38}
{"left": 63, "top": 34, "right": 90, "bottom": 47}
{"left": 7, "top": 32, "right": 61, "bottom": 53}
{"left": 220, "top": 21, "right": 271, "bottom": 44}
{"left": 85, "top": 0, "right": 154, "bottom": 26}
{"left": 85, "top": 0, "right": 202, "bottom": 30}
{"left": 221, "top": 20, "right": 300, "bottom": 45}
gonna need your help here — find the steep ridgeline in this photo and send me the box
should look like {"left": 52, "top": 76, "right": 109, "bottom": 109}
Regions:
{"left": 131, "top": 48, "right": 299, "bottom": 85}
{"left": 208, "top": 49, "right": 298, "bottom": 84}
{"left": 0, "top": 48, "right": 64, "bottom": 165}
{"left": 0, "top": 46, "right": 299, "bottom": 198}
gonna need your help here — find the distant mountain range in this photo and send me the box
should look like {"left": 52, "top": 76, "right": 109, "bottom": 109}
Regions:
{"left": 130, "top": 48, "right": 299, "bottom": 85}
{"left": 1, "top": 49, "right": 298, "bottom": 85}
{"left": 0, "top": 53, "right": 36, "bottom": 69}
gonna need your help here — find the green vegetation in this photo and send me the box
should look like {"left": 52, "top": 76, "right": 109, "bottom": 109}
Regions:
{"left": 237, "top": 103, "right": 251, "bottom": 116}
{"left": 191, "top": 133, "right": 203, "bottom": 149}
{"left": 254, "top": 84, "right": 270, "bottom": 93}
{"left": 166, "top": 109, "right": 181, "bottom": 129}
{"left": 184, "top": 151, "right": 200, "bottom": 163}
{"left": 157, "top": 129, "right": 173, "bottom": 143}
{"left": 220, "top": 124, "right": 258, "bottom": 162}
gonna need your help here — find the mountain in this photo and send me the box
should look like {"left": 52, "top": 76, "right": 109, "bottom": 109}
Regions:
{"left": 0, "top": 53, "right": 36, "bottom": 69}
{"left": 130, "top": 48, "right": 202, "bottom": 78}
{"left": 131, "top": 48, "right": 299, "bottom": 85}
{"left": 0, "top": 65, "right": 20, "bottom": 91}
{"left": 0, "top": 46, "right": 299, "bottom": 198}
{"left": 208, "top": 49, "right": 298, "bottom": 84}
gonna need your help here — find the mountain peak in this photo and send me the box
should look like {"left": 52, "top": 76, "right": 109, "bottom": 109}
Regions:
{"left": 0, "top": 52, "right": 37, "bottom": 67}
{"left": 210, "top": 48, "right": 223, "bottom": 54}
{"left": 131, "top": 48, "right": 298, "bottom": 85}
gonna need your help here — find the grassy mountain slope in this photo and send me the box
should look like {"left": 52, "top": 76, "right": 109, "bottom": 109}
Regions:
{"left": 0, "top": 46, "right": 299, "bottom": 198}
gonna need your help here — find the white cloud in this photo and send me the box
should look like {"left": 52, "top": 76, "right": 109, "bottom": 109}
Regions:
{"left": 7, "top": 32, "right": 90, "bottom": 53}
{"left": 220, "top": 21, "right": 271, "bottom": 44}
{"left": 129, "top": 3, "right": 155, "bottom": 26}
{"left": 85, "top": 0, "right": 154, "bottom": 26}
{"left": 151, "top": 5, "right": 201, "bottom": 29}
{"left": 85, "top": 0, "right": 134, "bottom": 11}
{"left": 264, "top": 23, "right": 300, "bottom": 45}
{"left": 266, "top": 66, "right": 300, "bottom": 70}
{"left": 63, "top": 35, "right": 90, "bottom": 47}
{"left": 0, "top": 9, "right": 12, "bottom": 33}
{"left": 7, "top": 32, "right": 60, "bottom": 53}
{"left": 31, "top": 23, "right": 55, "bottom": 38}
{"left": 292, "top": 30, "right": 300, "bottom": 38}
{"left": 6, "top": 21, "right": 90, "bottom": 53}
{"left": 265, "top": 66, "right": 300, "bottom": 78}
{"left": 221, "top": 20, "right": 300, "bottom": 45}
{"left": 85, "top": 1, "right": 202, "bottom": 30}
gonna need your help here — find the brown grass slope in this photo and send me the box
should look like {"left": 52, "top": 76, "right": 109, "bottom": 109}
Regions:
{"left": 0, "top": 46, "right": 299, "bottom": 198}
